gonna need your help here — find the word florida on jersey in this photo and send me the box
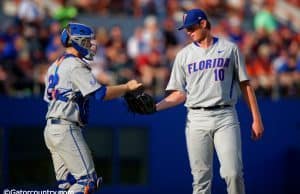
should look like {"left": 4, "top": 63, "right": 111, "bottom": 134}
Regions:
{"left": 188, "top": 57, "right": 230, "bottom": 74}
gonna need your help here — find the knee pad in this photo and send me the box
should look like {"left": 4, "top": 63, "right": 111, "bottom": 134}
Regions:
{"left": 84, "top": 177, "right": 102, "bottom": 194}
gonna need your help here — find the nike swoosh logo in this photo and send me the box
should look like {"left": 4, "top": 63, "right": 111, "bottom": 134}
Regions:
{"left": 217, "top": 50, "right": 225, "bottom": 53}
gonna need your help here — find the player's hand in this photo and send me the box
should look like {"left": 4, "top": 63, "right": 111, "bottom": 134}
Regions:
{"left": 251, "top": 120, "right": 264, "bottom": 141}
{"left": 126, "top": 80, "right": 143, "bottom": 91}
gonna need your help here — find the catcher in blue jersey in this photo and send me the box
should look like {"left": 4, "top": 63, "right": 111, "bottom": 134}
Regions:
{"left": 43, "top": 22, "right": 142, "bottom": 193}
{"left": 155, "top": 9, "right": 264, "bottom": 194}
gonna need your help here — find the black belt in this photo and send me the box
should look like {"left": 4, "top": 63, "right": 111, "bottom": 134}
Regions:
{"left": 190, "top": 105, "right": 231, "bottom": 110}
{"left": 49, "top": 118, "right": 80, "bottom": 126}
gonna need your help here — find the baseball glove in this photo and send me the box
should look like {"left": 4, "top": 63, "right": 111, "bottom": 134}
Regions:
{"left": 124, "top": 87, "right": 156, "bottom": 114}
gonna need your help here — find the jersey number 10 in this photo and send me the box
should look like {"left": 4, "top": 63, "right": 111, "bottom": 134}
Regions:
{"left": 214, "top": 69, "right": 225, "bottom": 81}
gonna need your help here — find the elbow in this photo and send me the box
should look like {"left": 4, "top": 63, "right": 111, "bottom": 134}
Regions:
{"left": 176, "top": 91, "right": 187, "bottom": 103}
{"left": 168, "top": 90, "right": 186, "bottom": 105}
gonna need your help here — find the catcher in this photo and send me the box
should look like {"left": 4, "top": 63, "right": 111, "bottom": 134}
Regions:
{"left": 43, "top": 22, "right": 142, "bottom": 193}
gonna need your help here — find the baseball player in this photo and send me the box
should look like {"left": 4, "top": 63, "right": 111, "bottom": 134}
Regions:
{"left": 43, "top": 22, "right": 142, "bottom": 193}
{"left": 156, "top": 9, "right": 264, "bottom": 194}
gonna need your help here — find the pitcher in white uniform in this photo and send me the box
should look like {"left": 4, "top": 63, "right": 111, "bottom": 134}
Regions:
{"left": 156, "top": 9, "right": 264, "bottom": 194}
{"left": 43, "top": 23, "right": 142, "bottom": 193}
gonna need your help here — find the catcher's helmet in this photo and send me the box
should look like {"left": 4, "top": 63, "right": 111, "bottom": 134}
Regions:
{"left": 61, "top": 22, "right": 96, "bottom": 60}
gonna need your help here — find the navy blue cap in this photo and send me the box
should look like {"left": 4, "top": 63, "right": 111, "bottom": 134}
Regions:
{"left": 178, "top": 9, "right": 208, "bottom": 30}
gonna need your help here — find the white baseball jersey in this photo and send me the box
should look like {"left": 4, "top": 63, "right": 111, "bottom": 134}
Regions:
{"left": 44, "top": 54, "right": 102, "bottom": 126}
{"left": 166, "top": 37, "right": 249, "bottom": 108}
{"left": 168, "top": 37, "right": 248, "bottom": 194}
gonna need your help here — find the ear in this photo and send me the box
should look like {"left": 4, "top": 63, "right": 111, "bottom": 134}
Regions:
{"left": 200, "top": 20, "right": 207, "bottom": 29}
{"left": 60, "top": 29, "right": 69, "bottom": 47}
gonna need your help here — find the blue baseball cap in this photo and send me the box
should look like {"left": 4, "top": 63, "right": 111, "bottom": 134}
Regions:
{"left": 178, "top": 9, "right": 208, "bottom": 30}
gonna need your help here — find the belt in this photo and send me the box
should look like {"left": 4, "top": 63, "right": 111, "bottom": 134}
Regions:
{"left": 190, "top": 105, "right": 231, "bottom": 110}
{"left": 48, "top": 118, "right": 80, "bottom": 126}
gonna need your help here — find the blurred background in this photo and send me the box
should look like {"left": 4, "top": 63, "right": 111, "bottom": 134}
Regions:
{"left": 0, "top": 0, "right": 299, "bottom": 194}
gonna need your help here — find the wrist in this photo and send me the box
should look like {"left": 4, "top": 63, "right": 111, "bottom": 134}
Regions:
{"left": 124, "top": 83, "right": 129, "bottom": 92}
{"left": 253, "top": 118, "right": 262, "bottom": 123}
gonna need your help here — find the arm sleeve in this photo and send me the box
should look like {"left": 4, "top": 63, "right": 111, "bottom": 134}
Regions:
{"left": 93, "top": 86, "right": 107, "bottom": 101}
{"left": 233, "top": 45, "right": 249, "bottom": 82}
{"left": 71, "top": 65, "right": 102, "bottom": 97}
{"left": 166, "top": 53, "right": 186, "bottom": 92}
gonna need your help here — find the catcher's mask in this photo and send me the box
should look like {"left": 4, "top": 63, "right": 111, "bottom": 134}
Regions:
{"left": 61, "top": 22, "right": 96, "bottom": 60}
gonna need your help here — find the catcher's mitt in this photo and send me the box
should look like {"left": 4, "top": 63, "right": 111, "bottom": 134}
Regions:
{"left": 124, "top": 87, "right": 156, "bottom": 114}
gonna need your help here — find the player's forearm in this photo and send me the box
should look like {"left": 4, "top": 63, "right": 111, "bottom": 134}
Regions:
{"left": 104, "top": 84, "right": 128, "bottom": 100}
{"left": 240, "top": 81, "right": 262, "bottom": 122}
{"left": 103, "top": 80, "right": 142, "bottom": 101}
{"left": 156, "top": 90, "right": 186, "bottom": 111}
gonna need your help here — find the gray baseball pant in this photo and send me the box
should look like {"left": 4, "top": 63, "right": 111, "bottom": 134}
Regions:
{"left": 44, "top": 121, "right": 96, "bottom": 192}
{"left": 185, "top": 107, "right": 245, "bottom": 194}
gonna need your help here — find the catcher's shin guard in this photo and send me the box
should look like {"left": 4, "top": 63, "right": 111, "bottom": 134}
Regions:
{"left": 84, "top": 177, "right": 102, "bottom": 194}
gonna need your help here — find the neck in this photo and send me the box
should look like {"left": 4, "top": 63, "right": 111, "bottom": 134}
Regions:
{"left": 65, "top": 47, "right": 80, "bottom": 57}
{"left": 197, "top": 33, "right": 213, "bottom": 48}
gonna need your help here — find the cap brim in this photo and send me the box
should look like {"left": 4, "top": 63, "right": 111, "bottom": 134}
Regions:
{"left": 177, "top": 26, "right": 185, "bottom": 30}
